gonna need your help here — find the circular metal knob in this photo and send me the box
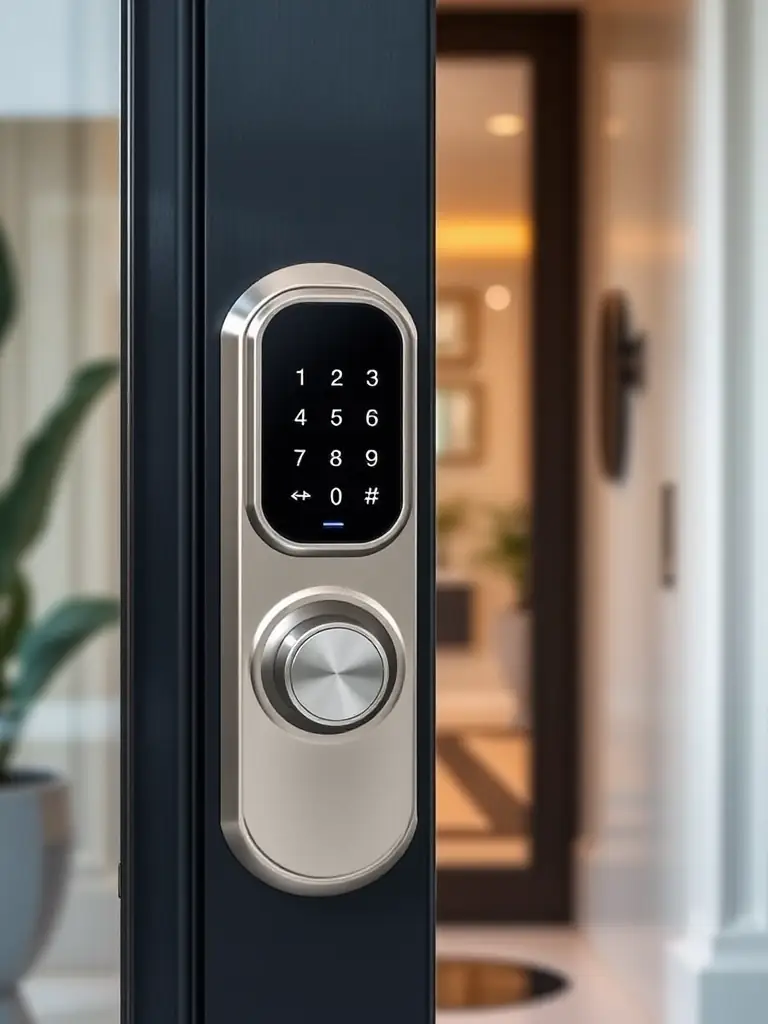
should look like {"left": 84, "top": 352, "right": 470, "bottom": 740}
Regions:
{"left": 285, "top": 624, "right": 386, "bottom": 725}
{"left": 257, "top": 598, "right": 399, "bottom": 733}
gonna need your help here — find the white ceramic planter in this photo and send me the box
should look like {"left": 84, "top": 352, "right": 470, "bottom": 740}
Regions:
{"left": 0, "top": 773, "right": 71, "bottom": 1024}
{"left": 495, "top": 605, "right": 532, "bottom": 731}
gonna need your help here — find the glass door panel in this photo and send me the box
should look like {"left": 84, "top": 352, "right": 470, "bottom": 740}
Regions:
{"left": 436, "top": 58, "right": 534, "bottom": 872}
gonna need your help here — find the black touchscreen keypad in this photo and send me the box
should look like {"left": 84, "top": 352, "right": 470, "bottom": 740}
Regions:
{"left": 260, "top": 302, "right": 404, "bottom": 546}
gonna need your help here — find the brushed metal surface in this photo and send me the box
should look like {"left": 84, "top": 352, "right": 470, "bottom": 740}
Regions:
{"left": 287, "top": 624, "right": 386, "bottom": 724}
{"left": 220, "top": 264, "right": 417, "bottom": 895}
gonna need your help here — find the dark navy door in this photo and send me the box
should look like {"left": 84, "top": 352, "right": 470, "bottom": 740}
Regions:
{"left": 122, "top": 2, "right": 435, "bottom": 1022}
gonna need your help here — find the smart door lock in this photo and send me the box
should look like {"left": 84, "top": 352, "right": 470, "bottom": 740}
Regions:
{"left": 220, "top": 264, "right": 417, "bottom": 896}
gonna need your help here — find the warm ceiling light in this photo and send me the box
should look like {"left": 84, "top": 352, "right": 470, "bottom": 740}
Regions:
{"left": 484, "top": 285, "right": 512, "bottom": 311}
{"left": 436, "top": 216, "right": 533, "bottom": 259}
{"left": 485, "top": 113, "right": 525, "bottom": 138}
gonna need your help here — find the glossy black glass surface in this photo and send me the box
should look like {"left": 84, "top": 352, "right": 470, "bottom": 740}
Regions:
{"left": 260, "top": 301, "right": 404, "bottom": 545}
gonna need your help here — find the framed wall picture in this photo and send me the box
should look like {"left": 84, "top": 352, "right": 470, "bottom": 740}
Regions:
{"left": 436, "top": 382, "right": 484, "bottom": 464}
{"left": 436, "top": 287, "right": 479, "bottom": 366}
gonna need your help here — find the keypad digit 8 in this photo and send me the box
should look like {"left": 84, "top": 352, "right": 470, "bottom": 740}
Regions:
{"left": 260, "top": 301, "right": 404, "bottom": 546}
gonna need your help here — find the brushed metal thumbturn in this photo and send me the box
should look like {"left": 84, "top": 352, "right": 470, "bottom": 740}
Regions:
{"left": 256, "top": 597, "right": 400, "bottom": 734}
{"left": 284, "top": 622, "right": 387, "bottom": 725}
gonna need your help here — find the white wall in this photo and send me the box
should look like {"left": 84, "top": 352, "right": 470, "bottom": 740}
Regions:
{"left": 666, "top": 0, "right": 768, "bottom": 1020}
{"left": 578, "top": 0, "right": 692, "bottom": 1018}
{"left": 0, "top": 1, "right": 119, "bottom": 117}
{"left": 581, "top": 1, "right": 768, "bottom": 1022}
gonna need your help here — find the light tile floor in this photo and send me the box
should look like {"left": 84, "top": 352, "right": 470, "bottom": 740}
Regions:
{"left": 24, "top": 928, "right": 647, "bottom": 1023}
{"left": 437, "top": 928, "right": 649, "bottom": 1023}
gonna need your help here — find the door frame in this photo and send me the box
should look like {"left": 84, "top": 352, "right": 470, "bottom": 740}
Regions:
{"left": 436, "top": 9, "right": 582, "bottom": 923}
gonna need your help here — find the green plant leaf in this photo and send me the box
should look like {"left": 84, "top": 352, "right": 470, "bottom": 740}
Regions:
{"left": 0, "top": 571, "right": 30, "bottom": 668}
{"left": 0, "top": 596, "right": 118, "bottom": 779}
{"left": 13, "top": 596, "right": 119, "bottom": 714}
{"left": 476, "top": 502, "right": 532, "bottom": 605}
{"left": 0, "top": 224, "right": 18, "bottom": 351}
{"left": 0, "top": 359, "right": 118, "bottom": 590}
{"left": 437, "top": 500, "right": 466, "bottom": 536}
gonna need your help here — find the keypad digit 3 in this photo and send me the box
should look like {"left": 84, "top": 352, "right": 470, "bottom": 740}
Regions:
{"left": 259, "top": 302, "right": 405, "bottom": 546}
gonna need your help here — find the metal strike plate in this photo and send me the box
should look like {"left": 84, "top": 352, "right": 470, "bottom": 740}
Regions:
{"left": 219, "top": 264, "right": 418, "bottom": 896}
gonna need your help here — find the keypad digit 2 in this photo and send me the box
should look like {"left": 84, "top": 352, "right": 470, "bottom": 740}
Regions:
{"left": 259, "top": 301, "right": 404, "bottom": 545}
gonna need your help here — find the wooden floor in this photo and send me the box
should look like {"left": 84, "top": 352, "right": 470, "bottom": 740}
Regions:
{"left": 437, "top": 727, "right": 533, "bottom": 868}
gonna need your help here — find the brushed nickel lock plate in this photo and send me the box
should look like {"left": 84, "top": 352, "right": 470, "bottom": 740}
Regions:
{"left": 219, "top": 265, "right": 418, "bottom": 896}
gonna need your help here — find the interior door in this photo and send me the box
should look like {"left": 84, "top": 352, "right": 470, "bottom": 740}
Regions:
{"left": 122, "top": 2, "right": 434, "bottom": 1022}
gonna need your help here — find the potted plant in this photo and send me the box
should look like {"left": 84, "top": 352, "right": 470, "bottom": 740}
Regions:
{"left": 436, "top": 499, "right": 475, "bottom": 647}
{"left": 478, "top": 503, "right": 532, "bottom": 729}
{"left": 0, "top": 225, "right": 119, "bottom": 1020}
{"left": 436, "top": 499, "right": 466, "bottom": 569}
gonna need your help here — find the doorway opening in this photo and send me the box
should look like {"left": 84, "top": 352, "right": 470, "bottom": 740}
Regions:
{"left": 435, "top": 9, "right": 582, "bottom": 923}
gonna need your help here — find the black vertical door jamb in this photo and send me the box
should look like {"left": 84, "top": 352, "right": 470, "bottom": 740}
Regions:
{"left": 121, "top": 0, "right": 201, "bottom": 1020}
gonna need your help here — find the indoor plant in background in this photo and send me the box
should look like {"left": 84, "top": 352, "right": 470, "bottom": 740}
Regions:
{"left": 436, "top": 499, "right": 466, "bottom": 569}
{"left": 478, "top": 502, "right": 532, "bottom": 730}
{"left": 0, "top": 226, "right": 119, "bottom": 1022}
{"left": 436, "top": 499, "right": 475, "bottom": 648}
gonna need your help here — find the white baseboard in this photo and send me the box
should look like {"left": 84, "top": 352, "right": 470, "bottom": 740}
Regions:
{"left": 576, "top": 839, "right": 658, "bottom": 1022}
{"left": 35, "top": 872, "right": 119, "bottom": 974}
{"left": 579, "top": 840, "right": 768, "bottom": 1024}
{"left": 666, "top": 935, "right": 768, "bottom": 1024}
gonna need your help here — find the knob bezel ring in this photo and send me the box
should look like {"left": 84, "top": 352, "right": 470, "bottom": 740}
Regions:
{"left": 250, "top": 588, "right": 406, "bottom": 737}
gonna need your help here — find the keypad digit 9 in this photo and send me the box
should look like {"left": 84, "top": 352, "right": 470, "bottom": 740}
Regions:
{"left": 259, "top": 302, "right": 405, "bottom": 546}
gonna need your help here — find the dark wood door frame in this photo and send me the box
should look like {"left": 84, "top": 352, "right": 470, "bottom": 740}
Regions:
{"left": 436, "top": 10, "right": 582, "bottom": 923}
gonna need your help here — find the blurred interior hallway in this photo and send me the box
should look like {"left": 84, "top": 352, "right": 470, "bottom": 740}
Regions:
{"left": 1, "top": 0, "right": 766, "bottom": 1021}
{"left": 437, "top": 0, "right": 768, "bottom": 1021}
